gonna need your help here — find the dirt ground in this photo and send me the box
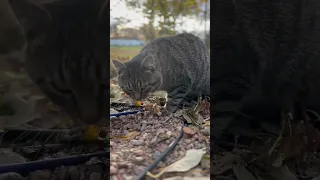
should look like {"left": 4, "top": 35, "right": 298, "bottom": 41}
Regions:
{"left": 110, "top": 77, "right": 210, "bottom": 180}
{"left": 210, "top": 110, "right": 320, "bottom": 180}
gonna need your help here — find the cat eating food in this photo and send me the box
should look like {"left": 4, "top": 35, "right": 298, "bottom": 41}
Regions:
{"left": 113, "top": 33, "right": 210, "bottom": 113}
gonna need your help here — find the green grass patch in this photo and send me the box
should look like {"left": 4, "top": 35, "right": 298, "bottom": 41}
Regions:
{"left": 110, "top": 46, "right": 143, "bottom": 78}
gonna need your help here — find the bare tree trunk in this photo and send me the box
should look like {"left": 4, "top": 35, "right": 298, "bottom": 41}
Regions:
{"left": 204, "top": 0, "right": 208, "bottom": 44}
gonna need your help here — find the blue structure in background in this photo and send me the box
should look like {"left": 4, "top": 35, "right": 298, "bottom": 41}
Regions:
{"left": 110, "top": 39, "right": 145, "bottom": 46}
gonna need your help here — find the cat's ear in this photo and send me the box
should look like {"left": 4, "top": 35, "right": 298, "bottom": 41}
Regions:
{"left": 141, "top": 56, "right": 155, "bottom": 71}
{"left": 112, "top": 60, "right": 126, "bottom": 72}
{"left": 98, "top": 0, "right": 108, "bottom": 23}
{"left": 8, "top": 0, "right": 52, "bottom": 37}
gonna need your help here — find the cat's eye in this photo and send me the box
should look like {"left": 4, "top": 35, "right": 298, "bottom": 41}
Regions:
{"left": 141, "top": 86, "right": 147, "bottom": 91}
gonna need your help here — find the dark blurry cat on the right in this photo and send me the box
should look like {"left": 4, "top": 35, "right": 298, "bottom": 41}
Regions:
{"left": 211, "top": 0, "right": 320, "bottom": 137}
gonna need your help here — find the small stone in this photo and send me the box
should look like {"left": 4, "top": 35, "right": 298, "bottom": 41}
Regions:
{"left": 110, "top": 154, "right": 119, "bottom": 161}
{"left": 154, "top": 151, "right": 161, "bottom": 158}
{"left": 110, "top": 141, "right": 116, "bottom": 147}
{"left": 158, "top": 161, "right": 166, "bottom": 168}
{"left": 157, "top": 128, "right": 165, "bottom": 135}
{"left": 186, "top": 144, "right": 194, "bottom": 150}
{"left": 183, "top": 127, "right": 196, "bottom": 136}
{"left": 184, "top": 139, "right": 192, "bottom": 144}
{"left": 124, "top": 130, "right": 129, "bottom": 135}
{"left": 110, "top": 166, "right": 117, "bottom": 175}
{"left": 133, "top": 156, "right": 144, "bottom": 164}
{"left": 193, "top": 134, "right": 199, "bottom": 140}
{"left": 200, "top": 128, "right": 210, "bottom": 136}
{"left": 123, "top": 175, "right": 134, "bottom": 180}
{"left": 142, "top": 133, "right": 149, "bottom": 139}
{"left": 133, "top": 149, "right": 145, "bottom": 156}
{"left": 135, "top": 166, "right": 146, "bottom": 175}
{"left": 118, "top": 162, "right": 128, "bottom": 168}
{"left": 195, "top": 143, "right": 202, "bottom": 149}
{"left": 173, "top": 151, "right": 179, "bottom": 158}
{"left": 199, "top": 143, "right": 206, "bottom": 148}
{"left": 131, "top": 140, "right": 145, "bottom": 146}
{"left": 180, "top": 147, "right": 186, "bottom": 152}
{"left": 166, "top": 131, "right": 173, "bottom": 137}
{"left": 118, "top": 169, "right": 126, "bottom": 174}
{"left": 150, "top": 136, "right": 158, "bottom": 144}
{"left": 111, "top": 175, "right": 119, "bottom": 180}
{"left": 179, "top": 151, "right": 185, "bottom": 157}
{"left": 133, "top": 124, "right": 141, "bottom": 130}
{"left": 127, "top": 162, "right": 133, "bottom": 169}
{"left": 140, "top": 123, "right": 147, "bottom": 131}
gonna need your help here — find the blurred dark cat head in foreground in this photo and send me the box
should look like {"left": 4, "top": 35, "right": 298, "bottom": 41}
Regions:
{"left": 9, "top": 0, "right": 109, "bottom": 125}
{"left": 112, "top": 52, "right": 163, "bottom": 101}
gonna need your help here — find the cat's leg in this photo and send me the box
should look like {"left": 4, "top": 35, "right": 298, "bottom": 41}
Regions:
{"left": 166, "top": 85, "right": 191, "bottom": 113}
{"left": 178, "top": 92, "right": 199, "bottom": 109}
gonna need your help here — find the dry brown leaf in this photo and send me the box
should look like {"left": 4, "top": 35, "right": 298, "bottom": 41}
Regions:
{"left": 112, "top": 131, "right": 140, "bottom": 141}
{"left": 146, "top": 148, "right": 207, "bottom": 178}
{"left": 143, "top": 103, "right": 162, "bottom": 116}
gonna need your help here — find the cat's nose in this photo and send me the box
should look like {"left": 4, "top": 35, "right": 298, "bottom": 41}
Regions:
{"left": 134, "top": 92, "right": 141, "bottom": 100}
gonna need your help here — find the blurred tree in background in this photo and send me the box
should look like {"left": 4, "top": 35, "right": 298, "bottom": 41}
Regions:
{"left": 110, "top": 0, "right": 210, "bottom": 78}
{"left": 125, "top": 0, "right": 209, "bottom": 43}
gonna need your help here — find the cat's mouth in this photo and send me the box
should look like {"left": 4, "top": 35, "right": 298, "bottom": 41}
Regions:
{"left": 127, "top": 92, "right": 149, "bottom": 102}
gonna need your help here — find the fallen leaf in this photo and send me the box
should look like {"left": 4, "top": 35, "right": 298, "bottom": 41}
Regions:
{"left": 146, "top": 148, "right": 207, "bottom": 178}
{"left": 143, "top": 103, "right": 156, "bottom": 111}
{"left": 182, "top": 108, "right": 204, "bottom": 126}
{"left": 183, "top": 113, "right": 193, "bottom": 124}
{"left": 112, "top": 131, "right": 140, "bottom": 141}
{"left": 174, "top": 109, "right": 184, "bottom": 117}
{"left": 203, "top": 121, "right": 210, "bottom": 127}
{"left": 143, "top": 103, "right": 162, "bottom": 116}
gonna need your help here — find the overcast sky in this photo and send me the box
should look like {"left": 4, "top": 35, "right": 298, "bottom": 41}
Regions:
{"left": 110, "top": 0, "right": 210, "bottom": 33}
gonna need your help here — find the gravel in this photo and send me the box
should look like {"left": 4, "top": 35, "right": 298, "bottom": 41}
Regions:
{"left": 110, "top": 104, "right": 210, "bottom": 179}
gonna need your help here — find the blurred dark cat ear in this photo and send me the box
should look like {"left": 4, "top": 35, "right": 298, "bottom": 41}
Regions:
{"left": 141, "top": 56, "right": 155, "bottom": 71}
{"left": 0, "top": 0, "right": 26, "bottom": 54}
{"left": 112, "top": 60, "right": 126, "bottom": 72}
{"left": 99, "top": 0, "right": 108, "bottom": 23}
{"left": 8, "top": 0, "right": 52, "bottom": 37}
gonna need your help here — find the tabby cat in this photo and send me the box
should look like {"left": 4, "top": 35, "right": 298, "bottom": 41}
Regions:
{"left": 8, "top": 0, "right": 109, "bottom": 124}
{"left": 113, "top": 33, "right": 210, "bottom": 113}
{"left": 211, "top": 0, "right": 320, "bottom": 137}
